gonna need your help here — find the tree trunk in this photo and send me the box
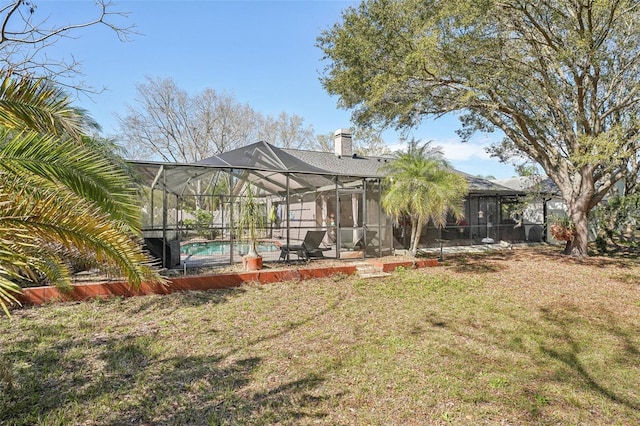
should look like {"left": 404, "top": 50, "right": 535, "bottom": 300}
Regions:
{"left": 553, "top": 166, "right": 597, "bottom": 257}
{"left": 408, "top": 217, "right": 417, "bottom": 252}
{"left": 564, "top": 203, "right": 590, "bottom": 257}
{"left": 410, "top": 218, "right": 423, "bottom": 256}
{"left": 195, "top": 179, "right": 202, "bottom": 210}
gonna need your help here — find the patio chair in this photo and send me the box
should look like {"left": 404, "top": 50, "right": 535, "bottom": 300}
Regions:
{"left": 279, "top": 230, "right": 330, "bottom": 262}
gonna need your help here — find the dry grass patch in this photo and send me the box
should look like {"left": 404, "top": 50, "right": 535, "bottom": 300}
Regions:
{"left": 1, "top": 246, "right": 640, "bottom": 425}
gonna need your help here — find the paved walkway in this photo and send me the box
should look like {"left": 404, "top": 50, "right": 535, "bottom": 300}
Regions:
{"left": 410, "top": 241, "right": 547, "bottom": 256}
{"left": 180, "top": 241, "right": 549, "bottom": 272}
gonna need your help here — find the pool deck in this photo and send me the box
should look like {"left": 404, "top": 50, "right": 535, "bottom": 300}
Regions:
{"left": 179, "top": 237, "right": 370, "bottom": 270}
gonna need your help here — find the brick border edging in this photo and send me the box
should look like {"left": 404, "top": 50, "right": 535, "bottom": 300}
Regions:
{"left": 17, "top": 265, "right": 358, "bottom": 306}
{"left": 17, "top": 258, "right": 439, "bottom": 306}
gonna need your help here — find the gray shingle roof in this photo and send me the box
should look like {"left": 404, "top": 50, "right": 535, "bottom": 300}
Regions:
{"left": 492, "top": 176, "right": 559, "bottom": 196}
{"left": 280, "top": 147, "right": 391, "bottom": 178}
{"left": 282, "top": 147, "right": 518, "bottom": 193}
{"left": 129, "top": 141, "right": 523, "bottom": 196}
{"left": 457, "top": 171, "right": 525, "bottom": 194}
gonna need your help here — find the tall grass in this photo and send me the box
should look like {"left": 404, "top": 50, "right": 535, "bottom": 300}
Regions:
{"left": 1, "top": 248, "right": 639, "bottom": 425}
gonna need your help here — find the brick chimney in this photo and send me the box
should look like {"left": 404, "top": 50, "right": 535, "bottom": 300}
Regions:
{"left": 334, "top": 128, "right": 352, "bottom": 157}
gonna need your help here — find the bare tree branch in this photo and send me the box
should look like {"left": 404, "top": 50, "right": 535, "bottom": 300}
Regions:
{"left": 0, "top": 0, "right": 136, "bottom": 94}
{"left": 117, "top": 76, "right": 318, "bottom": 162}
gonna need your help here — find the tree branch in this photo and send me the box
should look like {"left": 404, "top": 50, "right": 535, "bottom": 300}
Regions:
{"left": 0, "top": 1, "right": 136, "bottom": 94}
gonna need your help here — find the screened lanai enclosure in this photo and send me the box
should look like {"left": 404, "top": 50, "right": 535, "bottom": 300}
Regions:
{"left": 130, "top": 140, "right": 394, "bottom": 269}
{"left": 130, "top": 135, "right": 551, "bottom": 270}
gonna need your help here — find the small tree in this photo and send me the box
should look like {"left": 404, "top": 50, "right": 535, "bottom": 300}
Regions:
{"left": 381, "top": 141, "right": 468, "bottom": 256}
{"left": 235, "top": 183, "right": 265, "bottom": 258}
{"left": 183, "top": 208, "right": 217, "bottom": 239}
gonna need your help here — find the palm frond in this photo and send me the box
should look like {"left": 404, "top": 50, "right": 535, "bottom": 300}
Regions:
{"left": 0, "top": 71, "right": 84, "bottom": 138}
{"left": 0, "top": 272, "right": 22, "bottom": 316}
{"left": 0, "top": 72, "right": 164, "bottom": 315}
{"left": 0, "top": 129, "right": 141, "bottom": 230}
{"left": 1, "top": 179, "right": 158, "bottom": 288}
{"left": 0, "top": 234, "right": 33, "bottom": 315}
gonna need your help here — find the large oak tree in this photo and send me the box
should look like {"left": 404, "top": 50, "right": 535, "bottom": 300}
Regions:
{"left": 318, "top": 0, "right": 640, "bottom": 256}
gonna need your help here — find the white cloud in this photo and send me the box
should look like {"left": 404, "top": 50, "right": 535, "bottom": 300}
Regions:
{"left": 384, "top": 135, "right": 516, "bottom": 178}
{"left": 437, "top": 139, "right": 493, "bottom": 162}
{"left": 387, "top": 136, "right": 496, "bottom": 162}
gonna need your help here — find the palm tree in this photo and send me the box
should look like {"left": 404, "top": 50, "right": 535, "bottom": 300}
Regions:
{"left": 382, "top": 141, "right": 468, "bottom": 256}
{"left": 0, "top": 72, "right": 162, "bottom": 315}
{"left": 235, "top": 183, "right": 264, "bottom": 258}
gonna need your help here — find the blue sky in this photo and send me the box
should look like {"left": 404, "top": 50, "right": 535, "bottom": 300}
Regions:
{"left": 46, "top": 0, "right": 517, "bottom": 178}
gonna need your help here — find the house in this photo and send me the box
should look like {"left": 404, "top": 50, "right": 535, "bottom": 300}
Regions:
{"left": 130, "top": 130, "right": 540, "bottom": 268}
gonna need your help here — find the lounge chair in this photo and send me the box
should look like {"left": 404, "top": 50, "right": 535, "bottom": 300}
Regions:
{"left": 279, "top": 230, "right": 330, "bottom": 261}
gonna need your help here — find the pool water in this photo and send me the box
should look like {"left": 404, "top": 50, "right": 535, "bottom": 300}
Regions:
{"left": 181, "top": 241, "right": 281, "bottom": 256}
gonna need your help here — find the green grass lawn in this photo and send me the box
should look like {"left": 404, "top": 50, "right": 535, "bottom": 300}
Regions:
{"left": 1, "top": 247, "right": 640, "bottom": 425}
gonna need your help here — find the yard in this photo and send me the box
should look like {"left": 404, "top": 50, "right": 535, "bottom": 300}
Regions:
{"left": 1, "top": 246, "right": 639, "bottom": 425}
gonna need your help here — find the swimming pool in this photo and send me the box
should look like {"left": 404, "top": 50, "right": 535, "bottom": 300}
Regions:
{"left": 181, "top": 241, "right": 281, "bottom": 256}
